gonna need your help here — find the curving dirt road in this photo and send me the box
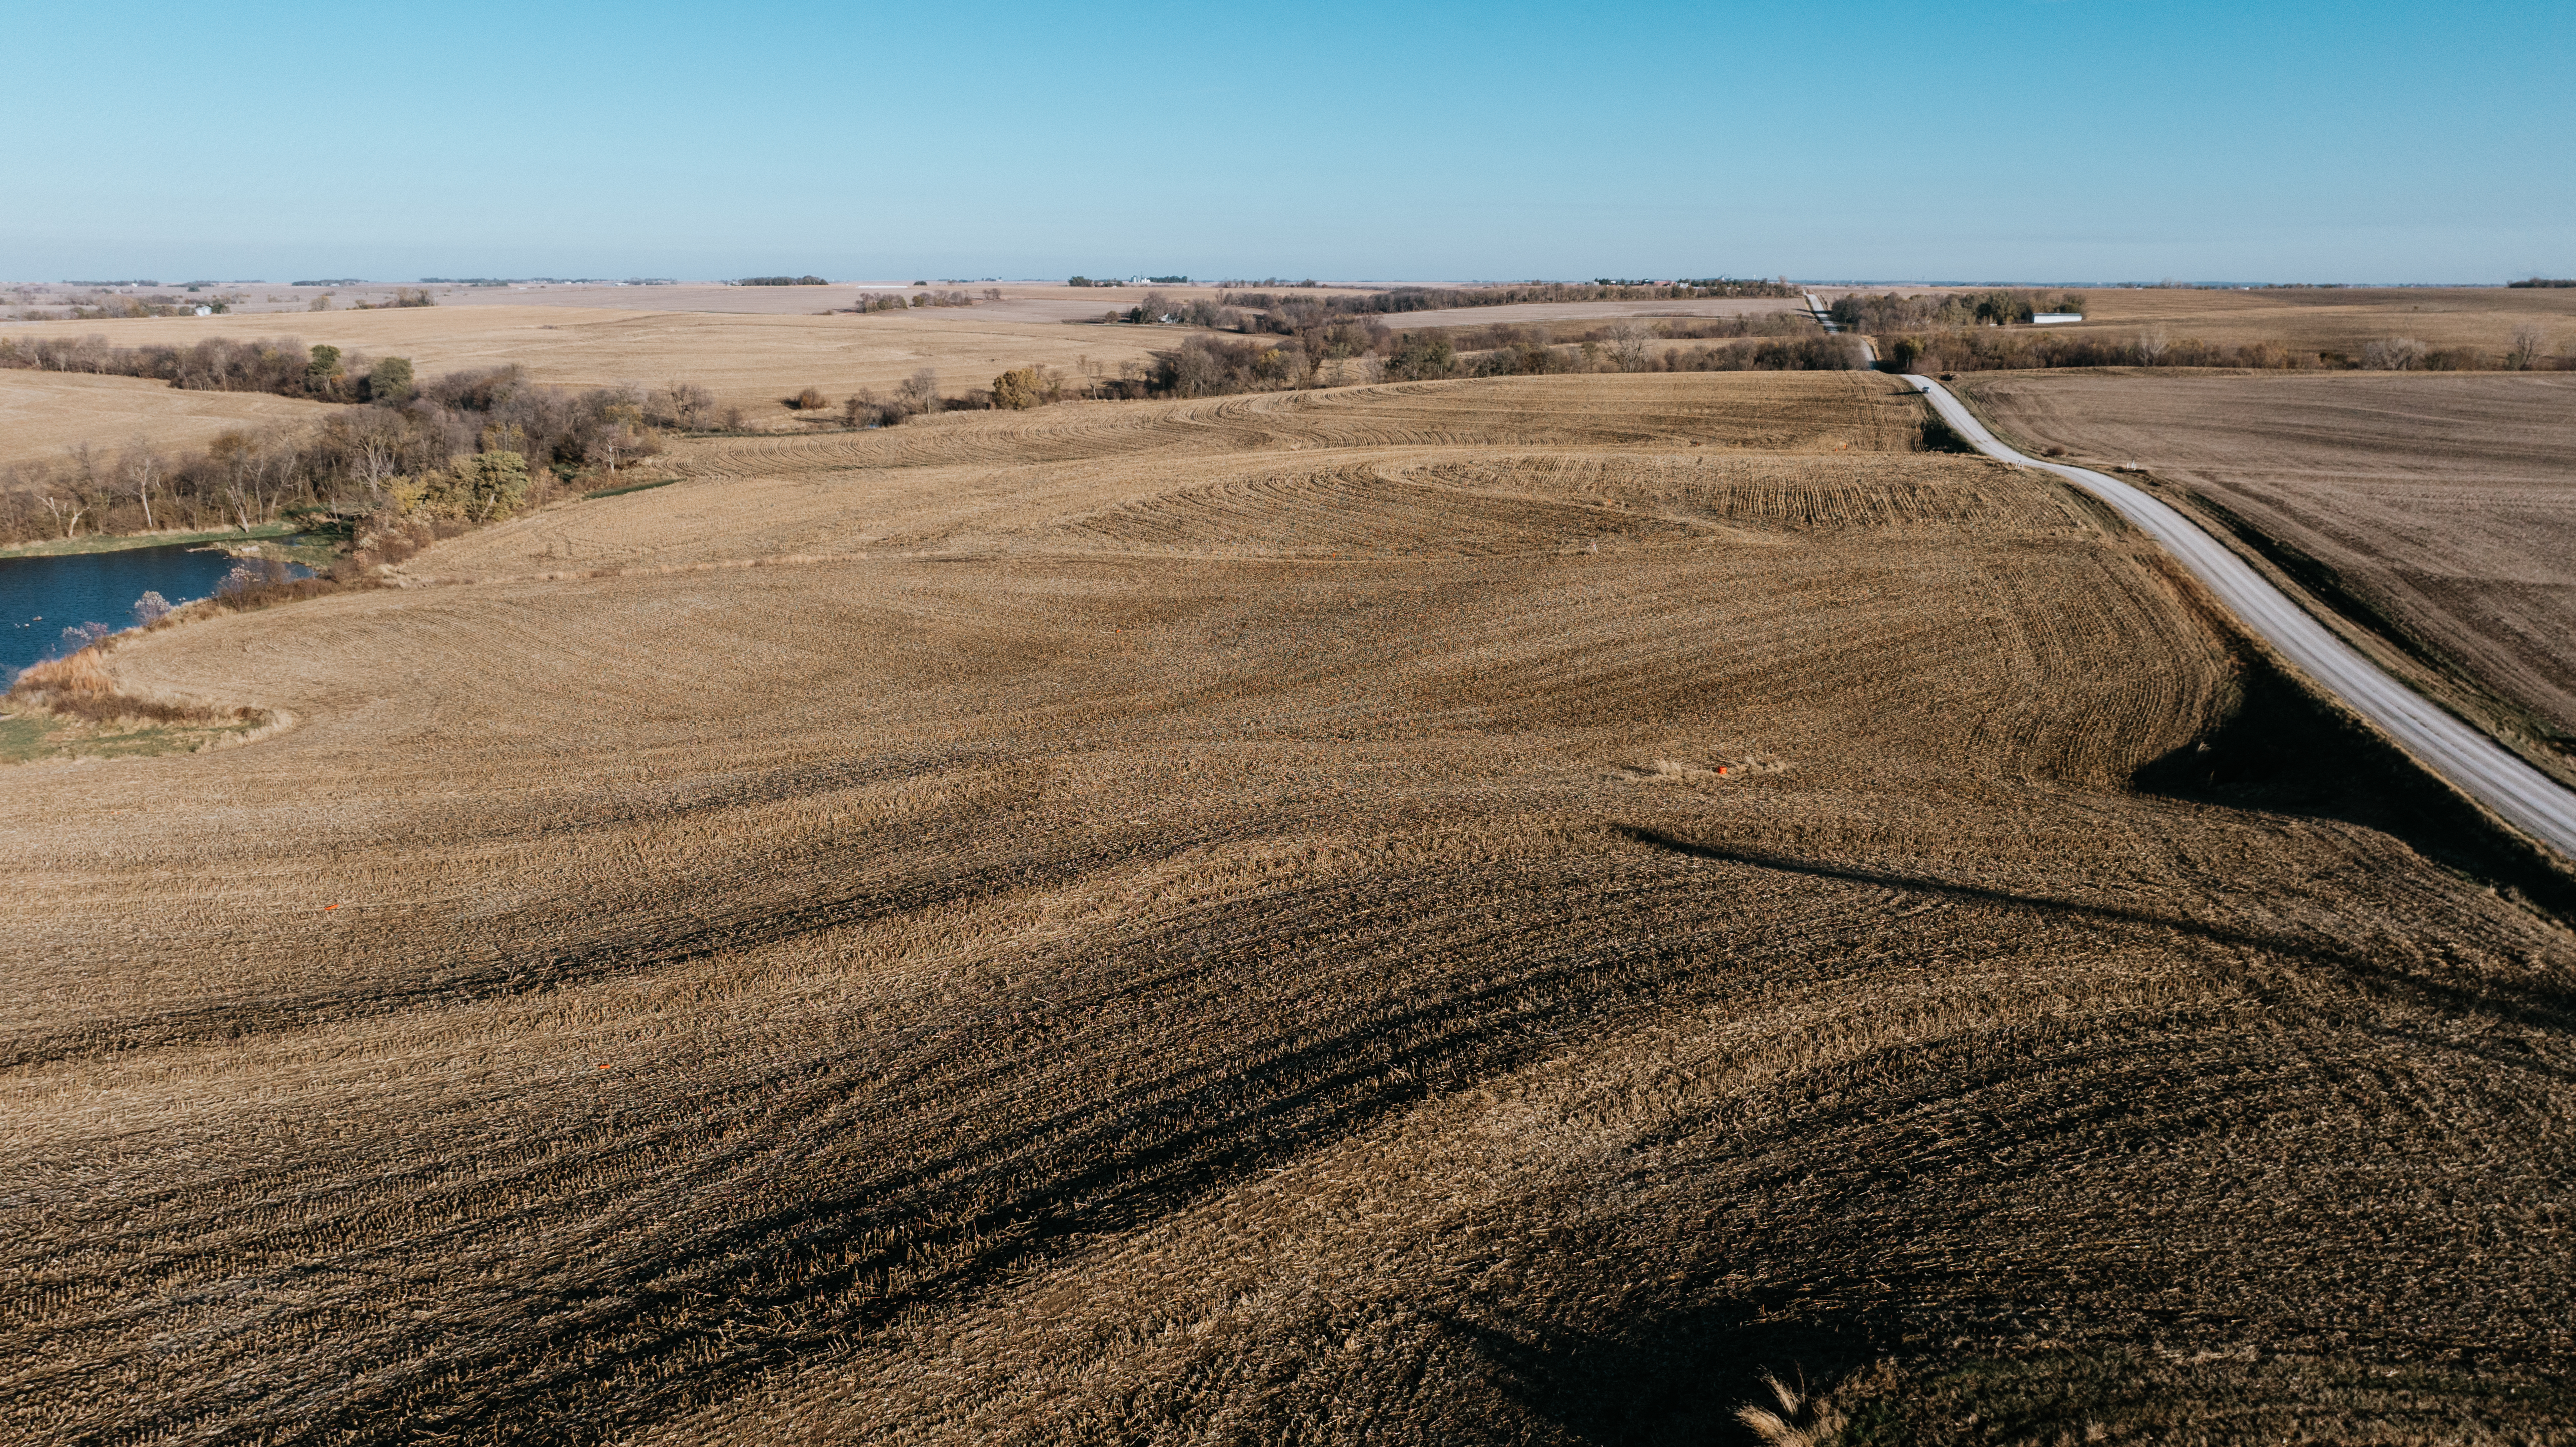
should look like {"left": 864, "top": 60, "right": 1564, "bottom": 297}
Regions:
{"left": 1906, "top": 372, "right": 2576, "bottom": 860}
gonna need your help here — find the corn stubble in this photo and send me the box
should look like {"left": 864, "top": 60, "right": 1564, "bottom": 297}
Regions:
{"left": 1960, "top": 369, "right": 2576, "bottom": 790}
{"left": 4, "top": 373, "right": 2571, "bottom": 1444}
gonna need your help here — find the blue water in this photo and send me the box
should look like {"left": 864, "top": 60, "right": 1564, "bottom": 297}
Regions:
{"left": 1, "top": 544, "right": 269, "bottom": 679}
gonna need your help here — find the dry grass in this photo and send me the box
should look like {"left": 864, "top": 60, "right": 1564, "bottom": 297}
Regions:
{"left": 2, "top": 305, "right": 1177, "bottom": 421}
{"left": 2, "top": 647, "right": 272, "bottom": 763}
{"left": 1738, "top": 1369, "right": 1848, "bottom": 1446}
{"left": 0, "top": 367, "right": 339, "bottom": 467}
{"left": 4, "top": 372, "right": 2573, "bottom": 1445}
{"left": 1959, "top": 370, "right": 2576, "bottom": 783}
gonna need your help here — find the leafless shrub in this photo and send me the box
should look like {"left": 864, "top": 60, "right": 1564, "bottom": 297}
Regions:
{"left": 895, "top": 369, "right": 939, "bottom": 414}
{"left": 842, "top": 390, "right": 902, "bottom": 428}
{"left": 652, "top": 381, "right": 716, "bottom": 428}
{"left": 2362, "top": 336, "right": 2426, "bottom": 370}
{"left": 787, "top": 387, "right": 830, "bottom": 411}
{"left": 2504, "top": 325, "right": 2549, "bottom": 370}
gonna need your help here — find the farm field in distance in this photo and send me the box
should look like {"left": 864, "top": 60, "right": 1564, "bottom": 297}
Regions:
{"left": 0, "top": 304, "right": 1177, "bottom": 424}
{"left": 1959, "top": 370, "right": 2576, "bottom": 783}
{"left": 2, "top": 280, "right": 1381, "bottom": 321}
{"left": 1362, "top": 296, "right": 1802, "bottom": 328}
{"left": 1967, "top": 284, "right": 2576, "bottom": 355}
{"left": 7, "top": 372, "right": 2574, "bottom": 1443}
{"left": 0, "top": 366, "right": 340, "bottom": 468}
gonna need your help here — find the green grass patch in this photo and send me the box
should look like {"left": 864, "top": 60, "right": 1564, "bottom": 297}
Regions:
{"left": 0, "top": 715, "right": 53, "bottom": 764}
{"left": 584, "top": 477, "right": 680, "bottom": 501}
{"left": 0, "top": 523, "right": 300, "bottom": 559}
{"left": 0, "top": 709, "right": 265, "bottom": 766}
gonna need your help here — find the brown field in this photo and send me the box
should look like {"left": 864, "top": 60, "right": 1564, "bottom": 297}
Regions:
{"left": 2015, "top": 286, "right": 2576, "bottom": 357}
{"left": 7, "top": 281, "right": 1381, "bottom": 321}
{"left": 7, "top": 372, "right": 2575, "bottom": 1444}
{"left": 1, "top": 305, "right": 1177, "bottom": 421}
{"left": 1958, "top": 370, "right": 2576, "bottom": 780}
{"left": 0, "top": 368, "right": 340, "bottom": 468}
{"left": 427, "top": 283, "right": 1325, "bottom": 324}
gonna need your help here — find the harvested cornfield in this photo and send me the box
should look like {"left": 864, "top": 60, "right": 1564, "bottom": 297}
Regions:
{"left": 5, "top": 372, "right": 2572, "bottom": 1445}
{"left": 1960, "top": 370, "right": 2576, "bottom": 784}
{"left": 0, "top": 367, "right": 339, "bottom": 467}
{"left": 1, "top": 305, "right": 1175, "bottom": 420}
{"left": 1960, "top": 284, "right": 2576, "bottom": 357}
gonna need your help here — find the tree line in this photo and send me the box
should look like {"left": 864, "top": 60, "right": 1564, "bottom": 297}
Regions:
{"left": 11, "top": 290, "right": 240, "bottom": 321}
{"left": 1097, "top": 286, "right": 1818, "bottom": 358}
{"left": 3, "top": 333, "right": 423, "bottom": 403}
{"left": 846, "top": 289, "right": 985, "bottom": 312}
{"left": 0, "top": 362, "right": 691, "bottom": 546}
{"left": 1826, "top": 290, "right": 2089, "bottom": 331}
{"left": 1221, "top": 279, "right": 1799, "bottom": 317}
{"left": 1137, "top": 324, "right": 1859, "bottom": 398}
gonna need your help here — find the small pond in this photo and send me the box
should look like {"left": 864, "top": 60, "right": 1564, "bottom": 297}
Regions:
{"left": 1, "top": 544, "right": 299, "bottom": 680}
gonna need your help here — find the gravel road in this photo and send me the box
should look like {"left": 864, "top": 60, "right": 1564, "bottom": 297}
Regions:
{"left": 1907, "top": 370, "right": 2576, "bottom": 860}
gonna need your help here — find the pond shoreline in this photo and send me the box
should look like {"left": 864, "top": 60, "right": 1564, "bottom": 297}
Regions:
{"left": 0, "top": 523, "right": 299, "bottom": 560}
{"left": 4, "top": 541, "right": 314, "bottom": 679}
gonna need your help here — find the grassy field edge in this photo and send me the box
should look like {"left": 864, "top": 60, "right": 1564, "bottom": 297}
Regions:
{"left": 0, "top": 521, "right": 299, "bottom": 559}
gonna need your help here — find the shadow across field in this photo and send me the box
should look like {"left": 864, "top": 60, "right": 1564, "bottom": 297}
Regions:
{"left": 1615, "top": 825, "right": 2576, "bottom": 1044}
{"left": 263, "top": 862, "right": 1849, "bottom": 1445}
{"left": 1435, "top": 1297, "right": 1878, "bottom": 1446}
{"left": 2133, "top": 651, "right": 2576, "bottom": 921}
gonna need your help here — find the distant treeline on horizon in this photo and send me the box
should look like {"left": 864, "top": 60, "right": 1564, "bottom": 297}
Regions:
{"left": 421, "top": 277, "right": 679, "bottom": 286}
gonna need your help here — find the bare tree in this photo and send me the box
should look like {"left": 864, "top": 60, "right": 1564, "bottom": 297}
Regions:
{"left": 2362, "top": 336, "right": 2426, "bottom": 370}
{"left": 2134, "top": 327, "right": 2172, "bottom": 365}
{"left": 2504, "top": 324, "right": 2548, "bottom": 371}
{"left": 656, "top": 380, "right": 714, "bottom": 428}
{"left": 65, "top": 439, "right": 100, "bottom": 493}
{"left": 896, "top": 368, "right": 939, "bottom": 414}
{"left": 1608, "top": 319, "right": 1654, "bottom": 372}
{"left": 120, "top": 440, "right": 163, "bottom": 530}
{"left": 40, "top": 493, "right": 87, "bottom": 538}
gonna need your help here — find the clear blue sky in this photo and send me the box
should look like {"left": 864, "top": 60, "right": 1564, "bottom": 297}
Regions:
{"left": 4, "top": 0, "right": 2567, "bottom": 284}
